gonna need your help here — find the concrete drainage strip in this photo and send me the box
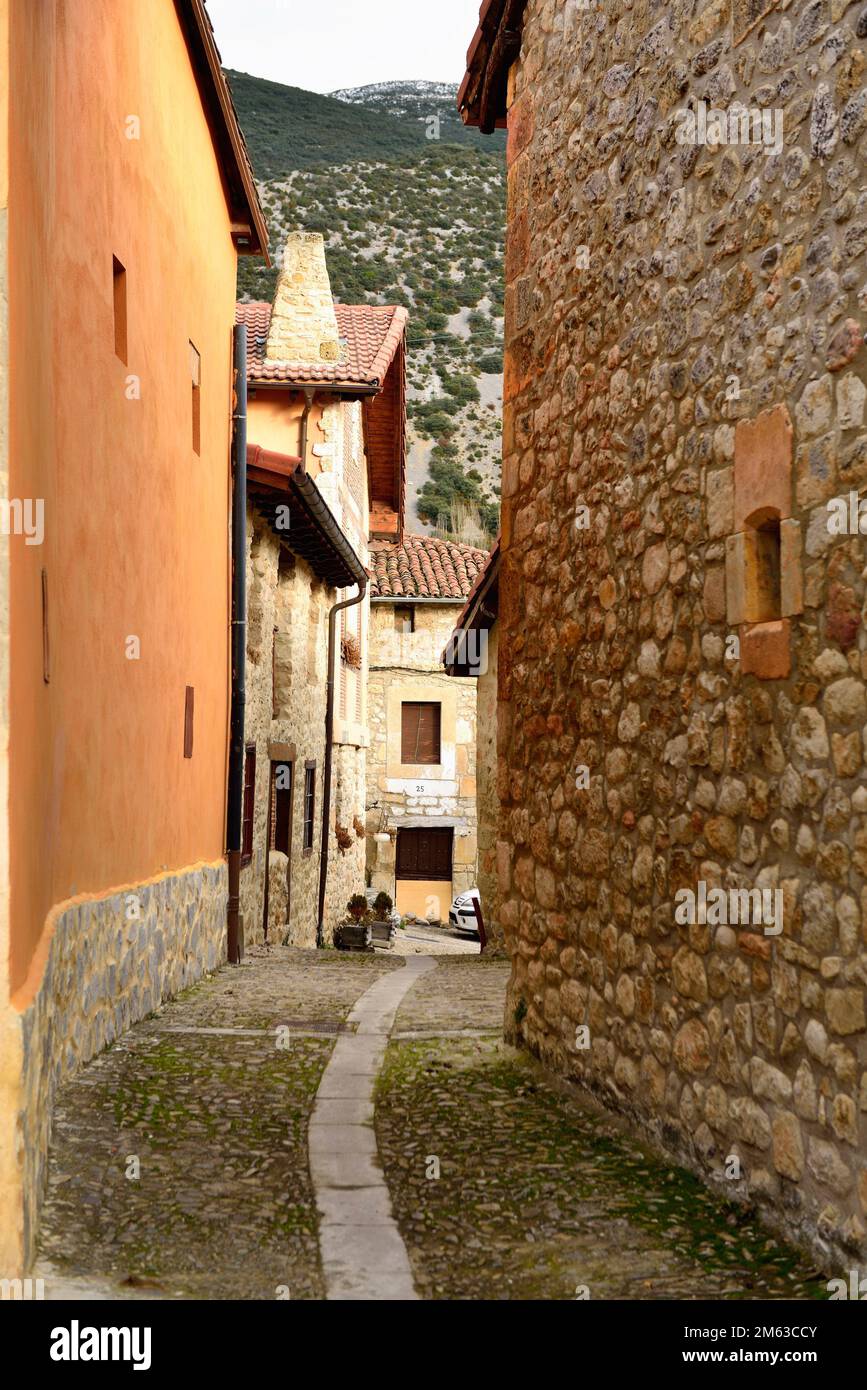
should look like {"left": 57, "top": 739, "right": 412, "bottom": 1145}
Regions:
{"left": 308, "top": 955, "right": 436, "bottom": 1300}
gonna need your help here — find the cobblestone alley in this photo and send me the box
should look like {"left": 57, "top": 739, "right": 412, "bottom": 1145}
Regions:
{"left": 35, "top": 947, "right": 828, "bottom": 1301}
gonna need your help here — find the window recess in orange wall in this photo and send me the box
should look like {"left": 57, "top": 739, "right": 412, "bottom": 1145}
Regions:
{"left": 184, "top": 686, "right": 194, "bottom": 758}
{"left": 112, "top": 256, "right": 127, "bottom": 363}
{"left": 190, "top": 342, "right": 201, "bottom": 454}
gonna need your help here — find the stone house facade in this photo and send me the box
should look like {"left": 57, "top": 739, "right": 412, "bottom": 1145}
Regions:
{"left": 236, "top": 233, "right": 408, "bottom": 946}
{"left": 444, "top": 541, "right": 503, "bottom": 949}
{"left": 366, "top": 534, "right": 488, "bottom": 920}
{"left": 460, "top": 0, "right": 867, "bottom": 1267}
{"left": 0, "top": 0, "right": 267, "bottom": 1273}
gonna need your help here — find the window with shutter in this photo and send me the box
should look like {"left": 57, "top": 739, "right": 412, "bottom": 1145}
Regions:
{"left": 303, "top": 763, "right": 316, "bottom": 851}
{"left": 400, "top": 702, "right": 441, "bottom": 765}
{"left": 270, "top": 761, "right": 293, "bottom": 856}
{"left": 241, "top": 745, "right": 256, "bottom": 864}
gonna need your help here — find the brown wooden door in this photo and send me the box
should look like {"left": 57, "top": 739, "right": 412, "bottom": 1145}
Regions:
{"left": 395, "top": 827, "right": 453, "bottom": 880}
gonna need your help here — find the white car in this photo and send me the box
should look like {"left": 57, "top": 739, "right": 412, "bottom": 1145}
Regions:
{"left": 449, "top": 888, "right": 481, "bottom": 936}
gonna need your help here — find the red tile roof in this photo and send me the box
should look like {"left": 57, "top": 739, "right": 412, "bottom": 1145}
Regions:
{"left": 370, "top": 534, "right": 490, "bottom": 600}
{"left": 235, "top": 301, "right": 408, "bottom": 387}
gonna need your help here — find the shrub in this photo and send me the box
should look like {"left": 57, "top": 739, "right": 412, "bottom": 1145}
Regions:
{"left": 441, "top": 372, "right": 480, "bottom": 406}
{"left": 373, "top": 891, "right": 393, "bottom": 917}
{"left": 346, "top": 893, "right": 368, "bottom": 921}
{"left": 416, "top": 442, "right": 499, "bottom": 540}
{"left": 478, "top": 351, "right": 503, "bottom": 374}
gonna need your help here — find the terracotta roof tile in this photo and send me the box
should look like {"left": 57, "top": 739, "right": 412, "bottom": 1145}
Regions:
{"left": 235, "top": 300, "right": 407, "bottom": 387}
{"left": 369, "top": 534, "right": 490, "bottom": 600}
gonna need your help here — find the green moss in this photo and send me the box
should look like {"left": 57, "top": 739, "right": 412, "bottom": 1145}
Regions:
{"left": 375, "top": 1039, "right": 828, "bottom": 1301}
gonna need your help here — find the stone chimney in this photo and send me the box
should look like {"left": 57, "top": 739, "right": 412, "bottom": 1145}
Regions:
{"left": 265, "top": 232, "right": 342, "bottom": 365}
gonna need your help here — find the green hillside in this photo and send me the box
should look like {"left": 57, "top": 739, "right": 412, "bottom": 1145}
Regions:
{"left": 226, "top": 71, "right": 506, "bottom": 175}
{"left": 226, "top": 71, "right": 427, "bottom": 176}
{"left": 228, "top": 71, "right": 505, "bottom": 543}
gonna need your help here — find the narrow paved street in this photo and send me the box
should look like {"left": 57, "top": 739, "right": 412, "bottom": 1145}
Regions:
{"left": 37, "top": 948, "right": 827, "bottom": 1301}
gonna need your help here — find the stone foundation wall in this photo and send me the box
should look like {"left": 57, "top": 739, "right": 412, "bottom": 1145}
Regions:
{"left": 15, "top": 861, "right": 226, "bottom": 1263}
{"left": 499, "top": 0, "right": 867, "bottom": 1270}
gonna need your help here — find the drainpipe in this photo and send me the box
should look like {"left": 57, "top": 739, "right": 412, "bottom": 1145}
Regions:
{"left": 226, "top": 323, "right": 248, "bottom": 964}
{"left": 317, "top": 578, "right": 367, "bottom": 947}
{"left": 298, "top": 387, "right": 316, "bottom": 475}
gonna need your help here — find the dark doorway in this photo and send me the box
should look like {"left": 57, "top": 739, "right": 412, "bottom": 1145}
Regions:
{"left": 263, "top": 760, "right": 294, "bottom": 939}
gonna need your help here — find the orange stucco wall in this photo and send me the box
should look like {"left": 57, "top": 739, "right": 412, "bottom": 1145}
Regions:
{"left": 248, "top": 390, "right": 328, "bottom": 477}
{"left": 8, "top": 0, "right": 239, "bottom": 995}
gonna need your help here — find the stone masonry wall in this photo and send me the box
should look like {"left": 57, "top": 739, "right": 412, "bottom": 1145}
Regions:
{"left": 499, "top": 0, "right": 867, "bottom": 1269}
{"left": 16, "top": 862, "right": 226, "bottom": 1263}
{"left": 265, "top": 232, "right": 342, "bottom": 366}
{"left": 243, "top": 510, "right": 366, "bottom": 948}
{"left": 243, "top": 512, "right": 324, "bottom": 948}
{"left": 477, "top": 625, "right": 504, "bottom": 948}
{"left": 325, "top": 741, "right": 368, "bottom": 930}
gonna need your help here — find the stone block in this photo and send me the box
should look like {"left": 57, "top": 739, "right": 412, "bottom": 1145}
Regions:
{"left": 504, "top": 210, "right": 530, "bottom": 286}
{"left": 732, "top": 0, "right": 779, "bottom": 46}
{"left": 707, "top": 467, "right": 734, "bottom": 538}
{"left": 780, "top": 518, "right": 803, "bottom": 617}
{"left": 704, "top": 565, "right": 727, "bottom": 622}
{"left": 734, "top": 404, "right": 793, "bottom": 530}
{"left": 507, "top": 90, "right": 534, "bottom": 166}
{"left": 725, "top": 533, "right": 746, "bottom": 624}
{"left": 740, "top": 620, "right": 791, "bottom": 679}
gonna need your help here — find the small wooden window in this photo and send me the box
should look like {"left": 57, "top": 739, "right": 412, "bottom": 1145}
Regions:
{"left": 190, "top": 341, "right": 201, "bottom": 455}
{"left": 183, "top": 685, "right": 194, "bottom": 758}
{"left": 271, "top": 761, "right": 293, "bottom": 856}
{"left": 303, "top": 763, "right": 316, "bottom": 851}
{"left": 241, "top": 744, "right": 256, "bottom": 864}
{"left": 394, "top": 605, "right": 415, "bottom": 634}
{"left": 113, "top": 256, "right": 127, "bottom": 363}
{"left": 401, "top": 702, "right": 441, "bottom": 765}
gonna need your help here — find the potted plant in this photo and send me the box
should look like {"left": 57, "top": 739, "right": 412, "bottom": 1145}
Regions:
{"left": 370, "top": 891, "right": 396, "bottom": 947}
{"left": 335, "top": 894, "right": 373, "bottom": 952}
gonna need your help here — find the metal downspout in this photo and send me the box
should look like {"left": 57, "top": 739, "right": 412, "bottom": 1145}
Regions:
{"left": 317, "top": 578, "right": 367, "bottom": 947}
{"left": 226, "top": 323, "right": 248, "bottom": 964}
{"left": 299, "top": 387, "right": 315, "bottom": 474}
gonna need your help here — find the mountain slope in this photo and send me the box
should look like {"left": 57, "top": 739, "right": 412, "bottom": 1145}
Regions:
{"left": 225, "top": 70, "right": 430, "bottom": 176}
{"left": 328, "top": 80, "right": 506, "bottom": 150}
{"left": 228, "top": 73, "right": 505, "bottom": 541}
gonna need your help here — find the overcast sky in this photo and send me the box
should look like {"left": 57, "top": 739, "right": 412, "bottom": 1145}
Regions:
{"left": 207, "top": 0, "right": 482, "bottom": 94}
